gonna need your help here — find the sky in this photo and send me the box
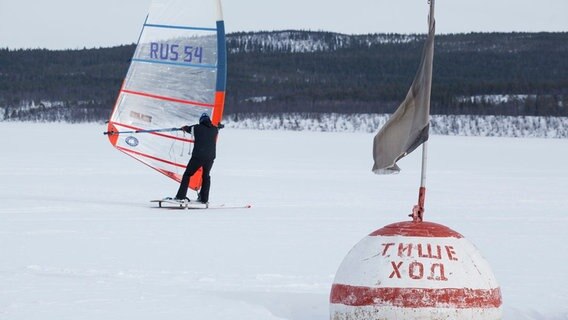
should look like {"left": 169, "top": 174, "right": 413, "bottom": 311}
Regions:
{"left": 0, "top": 0, "right": 567, "bottom": 50}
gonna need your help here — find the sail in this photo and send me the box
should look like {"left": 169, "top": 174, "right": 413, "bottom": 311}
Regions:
{"left": 372, "top": 0, "right": 435, "bottom": 174}
{"left": 106, "top": 0, "right": 227, "bottom": 190}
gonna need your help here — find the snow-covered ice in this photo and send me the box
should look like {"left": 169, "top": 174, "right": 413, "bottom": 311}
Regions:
{"left": 1, "top": 123, "right": 567, "bottom": 319}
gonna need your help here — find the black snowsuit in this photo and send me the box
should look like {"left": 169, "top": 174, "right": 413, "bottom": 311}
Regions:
{"left": 175, "top": 118, "right": 219, "bottom": 202}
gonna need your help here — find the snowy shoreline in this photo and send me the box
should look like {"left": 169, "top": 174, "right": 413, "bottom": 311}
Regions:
{"left": 3, "top": 113, "right": 567, "bottom": 138}
{"left": 223, "top": 113, "right": 568, "bottom": 139}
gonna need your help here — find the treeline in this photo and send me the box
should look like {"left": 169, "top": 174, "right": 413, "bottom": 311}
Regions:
{"left": 1, "top": 31, "right": 567, "bottom": 122}
{"left": 0, "top": 45, "right": 132, "bottom": 121}
{"left": 227, "top": 31, "right": 568, "bottom": 116}
{"left": 223, "top": 112, "right": 568, "bottom": 138}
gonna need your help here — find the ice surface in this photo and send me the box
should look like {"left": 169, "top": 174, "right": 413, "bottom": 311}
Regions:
{"left": 1, "top": 123, "right": 567, "bottom": 319}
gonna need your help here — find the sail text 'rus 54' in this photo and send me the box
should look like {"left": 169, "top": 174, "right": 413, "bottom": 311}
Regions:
{"left": 105, "top": 0, "right": 227, "bottom": 191}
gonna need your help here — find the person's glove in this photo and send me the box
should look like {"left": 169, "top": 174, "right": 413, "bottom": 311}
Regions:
{"left": 218, "top": 123, "right": 225, "bottom": 129}
{"left": 181, "top": 125, "right": 191, "bottom": 132}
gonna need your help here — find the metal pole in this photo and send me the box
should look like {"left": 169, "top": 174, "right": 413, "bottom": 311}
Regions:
{"left": 411, "top": 0, "right": 434, "bottom": 222}
{"left": 412, "top": 141, "right": 428, "bottom": 222}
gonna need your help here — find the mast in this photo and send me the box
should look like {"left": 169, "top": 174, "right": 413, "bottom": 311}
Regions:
{"left": 215, "top": 0, "right": 224, "bottom": 21}
{"left": 211, "top": 0, "right": 227, "bottom": 126}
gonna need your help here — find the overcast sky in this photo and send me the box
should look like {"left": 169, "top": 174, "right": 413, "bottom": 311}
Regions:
{"left": 1, "top": 0, "right": 567, "bottom": 49}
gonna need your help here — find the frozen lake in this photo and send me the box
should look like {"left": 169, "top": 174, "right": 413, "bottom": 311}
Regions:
{"left": 1, "top": 123, "right": 567, "bottom": 319}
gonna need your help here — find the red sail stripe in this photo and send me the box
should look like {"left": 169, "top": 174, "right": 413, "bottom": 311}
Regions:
{"left": 330, "top": 284, "right": 502, "bottom": 308}
{"left": 211, "top": 91, "right": 225, "bottom": 125}
{"left": 121, "top": 89, "right": 214, "bottom": 108}
{"left": 369, "top": 221, "right": 464, "bottom": 238}
{"left": 112, "top": 122, "right": 194, "bottom": 143}
{"left": 153, "top": 167, "right": 182, "bottom": 183}
{"left": 116, "top": 146, "right": 186, "bottom": 168}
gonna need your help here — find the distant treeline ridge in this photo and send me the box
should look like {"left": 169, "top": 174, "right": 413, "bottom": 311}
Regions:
{"left": 1, "top": 30, "right": 567, "bottom": 122}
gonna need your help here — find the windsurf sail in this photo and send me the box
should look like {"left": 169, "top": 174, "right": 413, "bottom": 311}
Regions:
{"left": 106, "top": 0, "right": 227, "bottom": 191}
{"left": 372, "top": 0, "right": 435, "bottom": 174}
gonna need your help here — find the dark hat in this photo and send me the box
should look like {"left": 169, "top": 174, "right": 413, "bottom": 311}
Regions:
{"left": 199, "top": 112, "right": 210, "bottom": 123}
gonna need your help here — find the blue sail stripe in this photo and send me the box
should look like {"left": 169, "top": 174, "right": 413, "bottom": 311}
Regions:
{"left": 215, "top": 21, "right": 227, "bottom": 92}
{"left": 132, "top": 58, "right": 217, "bottom": 69}
{"left": 145, "top": 23, "right": 217, "bottom": 32}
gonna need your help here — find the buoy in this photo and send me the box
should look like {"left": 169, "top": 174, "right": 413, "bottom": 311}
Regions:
{"left": 330, "top": 221, "right": 502, "bottom": 319}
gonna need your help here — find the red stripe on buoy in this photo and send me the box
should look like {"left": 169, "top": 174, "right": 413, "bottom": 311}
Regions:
{"left": 330, "top": 284, "right": 502, "bottom": 308}
{"left": 369, "top": 221, "right": 464, "bottom": 238}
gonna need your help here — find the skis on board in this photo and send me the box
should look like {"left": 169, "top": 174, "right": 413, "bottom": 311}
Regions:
{"left": 150, "top": 198, "right": 252, "bottom": 210}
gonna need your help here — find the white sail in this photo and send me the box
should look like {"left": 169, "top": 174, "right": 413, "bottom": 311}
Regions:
{"left": 106, "top": 0, "right": 227, "bottom": 189}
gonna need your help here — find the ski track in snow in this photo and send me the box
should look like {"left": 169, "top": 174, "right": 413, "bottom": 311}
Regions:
{"left": 0, "top": 123, "right": 567, "bottom": 320}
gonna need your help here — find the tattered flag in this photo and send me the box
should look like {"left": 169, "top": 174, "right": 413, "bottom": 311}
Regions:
{"left": 372, "top": 6, "right": 435, "bottom": 174}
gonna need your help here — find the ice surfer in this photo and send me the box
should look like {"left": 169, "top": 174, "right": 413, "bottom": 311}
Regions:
{"left": 175, "top": 113, "right": 222, "bottom": 204}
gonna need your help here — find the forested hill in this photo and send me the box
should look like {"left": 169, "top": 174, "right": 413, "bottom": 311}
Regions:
{"left": 1, "top": 31, "right": 567, "bottom": 122}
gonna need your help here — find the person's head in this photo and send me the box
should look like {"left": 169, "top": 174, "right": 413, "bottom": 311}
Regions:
{"left": 199, "top": 112, "right": 210, "bottom": 124}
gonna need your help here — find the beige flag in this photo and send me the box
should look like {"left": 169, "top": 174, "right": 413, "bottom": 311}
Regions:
{"left": 372, "top": 3, "right": 435, "bottom": 174}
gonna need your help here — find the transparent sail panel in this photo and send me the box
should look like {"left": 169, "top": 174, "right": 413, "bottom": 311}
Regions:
{"left": 125, "top": 28, "right": 218, "bottom": 104}
{"left": 112, "top": 94, "right": 212, "bottom": 129}
{"left": 124, "top": 62, "right": 217, "bottom": 105}
{"left": 114, "top": 125, "right": 192, "bottom": 178}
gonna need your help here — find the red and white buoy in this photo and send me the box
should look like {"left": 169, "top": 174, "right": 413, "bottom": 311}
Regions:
{"left": 330, "top": 221, "right": 502, "bottom": 319}
{"left": 356, "top": 1, "right": 502, "bottom": 316}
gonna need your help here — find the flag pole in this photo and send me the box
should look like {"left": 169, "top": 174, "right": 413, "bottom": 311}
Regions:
{"left": 411, "top": 140, "right": 428, "bottom": 222}
{"left": 410, "top": 0, "right": 434, "bottom": 223}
